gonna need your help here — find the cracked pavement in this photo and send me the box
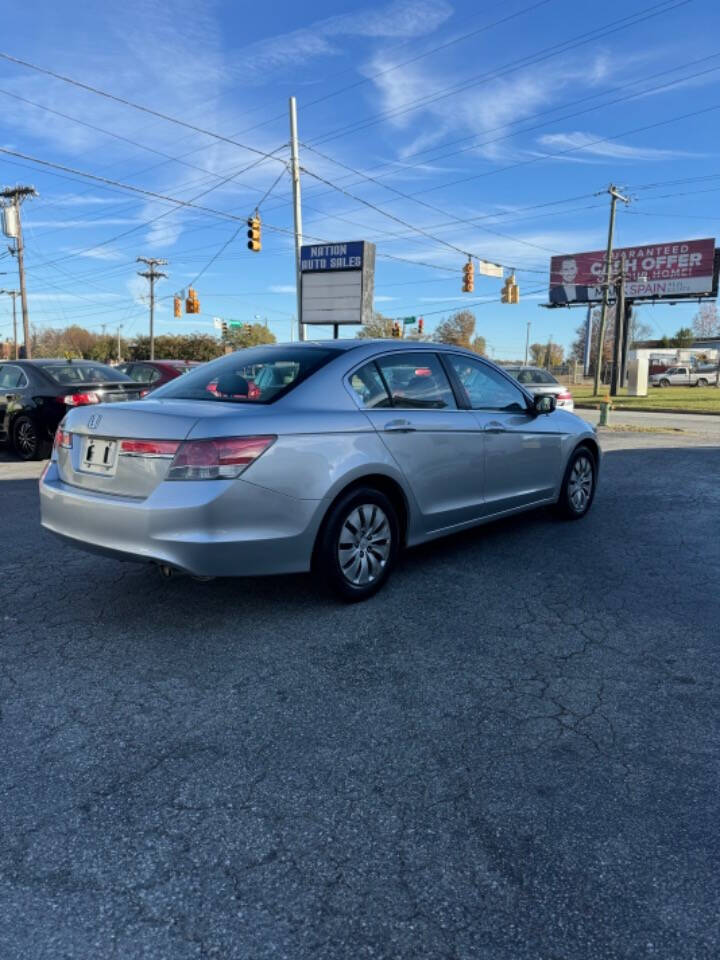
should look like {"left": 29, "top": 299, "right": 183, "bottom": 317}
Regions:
{"left": 1, "top": 436, "right": 719, "bottom": 959}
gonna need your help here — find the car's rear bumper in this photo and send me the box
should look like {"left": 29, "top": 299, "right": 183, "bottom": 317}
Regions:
{"left": 40, "top": 461, "right": 324, "bottom": 577}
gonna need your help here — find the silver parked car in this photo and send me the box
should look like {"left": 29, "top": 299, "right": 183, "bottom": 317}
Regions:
{"left": 40, "top": 341, "right": 600, "bottom": 601}
{"left": 503, "top": 366, "right": 574, "bottom": 410}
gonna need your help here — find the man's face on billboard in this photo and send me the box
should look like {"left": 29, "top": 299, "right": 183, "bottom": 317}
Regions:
{"left": 560, "top": 259, "right": 578, "bottom": 284}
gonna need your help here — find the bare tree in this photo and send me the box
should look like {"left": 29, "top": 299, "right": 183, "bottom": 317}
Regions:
{"left": 692, "top": 303, "right": 719, "bottom": 339}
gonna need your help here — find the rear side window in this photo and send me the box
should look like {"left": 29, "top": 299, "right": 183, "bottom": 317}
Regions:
{"left": 375, "top": 353, "right": 456, "bottom": 410}
{"left": 348, "top": 362, "right": 391, "bottom": 408}
{"left": 40, "top": 363, "right": 130, "bottom": 385}
{"left": 153, "top": 346, "right": 340, "bottom": 404}
{"left": 0, "top": 365, "right": 27, "bottom": 389}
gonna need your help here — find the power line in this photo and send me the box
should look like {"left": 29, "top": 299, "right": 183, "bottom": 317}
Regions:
{"left": 0, "top": 51, "right": 289, "bottom": 167}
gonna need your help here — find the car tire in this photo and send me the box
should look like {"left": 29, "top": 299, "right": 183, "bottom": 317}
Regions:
{"left": 554, "top": 446, "right": 597, "bottom": 521}
{"left": 12, "top": 415, "right": 51, "bottom": 461}
{"left": 315, "top": 486, "right": 400, "bottom": 602}
{"left": 659, "top": 378, "right": 670, "bottom": 388}
{"left": 697, "top": 378, "right": 708, "bottom": 387}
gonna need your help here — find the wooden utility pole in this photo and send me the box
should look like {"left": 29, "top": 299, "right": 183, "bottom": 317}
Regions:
{"left": 136, "top": 257, "right": 168, "bottom": 360}
{"left": 593, "top": 185, "right": 629, "bottom": 395}
{"left": 1, "top": 185, "right": 37, "bottom": 358}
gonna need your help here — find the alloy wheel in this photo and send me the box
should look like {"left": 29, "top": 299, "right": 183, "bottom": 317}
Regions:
{"left": 568, "top": 455, "right": 593, "bottom": 513}
{"left": 16, "top": 420, "right": 37, "bottom": 458}
{"left": 337, "top": 504, "right": 391, "bottom": 586}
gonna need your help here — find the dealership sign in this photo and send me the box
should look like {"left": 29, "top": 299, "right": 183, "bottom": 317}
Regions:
{"left": 548, "top": 238, "right": 717, "bottom": 304}
{"left": 300, "top": 241, "right": 376, "bottom": 325}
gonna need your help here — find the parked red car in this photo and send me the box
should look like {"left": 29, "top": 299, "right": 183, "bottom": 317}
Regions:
{"left": 116, "top": 360, "right": 201, "bottom": 393}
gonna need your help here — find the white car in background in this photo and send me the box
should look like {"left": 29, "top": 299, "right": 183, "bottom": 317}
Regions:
{"left": 503, "top": 366, "right": 574, "bottom": 411}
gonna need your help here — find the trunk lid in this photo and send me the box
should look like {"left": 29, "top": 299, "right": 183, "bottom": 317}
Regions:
{"left": 57, "top": 399, "right": 208, "bottom": 498}
{"left": 56, "top": 398, "right": 279, "bottom": 499}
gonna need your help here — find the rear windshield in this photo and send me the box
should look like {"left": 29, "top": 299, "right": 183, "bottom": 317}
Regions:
{"left": 41, "top": 362, "right": 131, "bottom": 385}
{"left": 151, "top": 346, "right": 340, "bottom": 404}
{"left": 507, "top": 368, "right": 558, "bottom": 385}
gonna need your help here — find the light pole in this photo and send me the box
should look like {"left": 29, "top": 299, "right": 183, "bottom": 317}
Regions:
{"left": 117, "top": 325, "right": 123, "bottom": 363}
{"left": 0, "top": 288, "right": 20, "bottom": 359}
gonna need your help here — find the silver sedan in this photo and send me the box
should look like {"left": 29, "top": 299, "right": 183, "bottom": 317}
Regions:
{"left": 40, "top": 341, "right": 600, "bottom": 601}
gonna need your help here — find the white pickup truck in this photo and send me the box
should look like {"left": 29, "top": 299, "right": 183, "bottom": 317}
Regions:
{"left": 649, "top": 365, "right": 718, "bottom": 387}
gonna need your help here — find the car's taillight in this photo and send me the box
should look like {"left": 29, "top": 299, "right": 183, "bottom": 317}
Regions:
{"left": 120, "top": 439, "right": 180, "bottom": 457}
{"left": 54, "top": 427, "right": 72, "bottom": 450}
{"left": 60, "top": 392, "right": 101, "bottom": 406}
{"left": 557, "top": 391, "right": 572, "bottom": 401}
{"left": 166, "top": 436, "right": 276, "bottom": 481}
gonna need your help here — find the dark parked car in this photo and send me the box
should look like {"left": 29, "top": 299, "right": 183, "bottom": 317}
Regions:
{"left": 116, "top": 360, "right": 200, "bottom": 392}
{"left": 0, "top": 359, "right": 146, "bottom": 460}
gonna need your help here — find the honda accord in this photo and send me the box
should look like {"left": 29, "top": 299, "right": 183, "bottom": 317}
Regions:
{"left": 40, "top": 341, "right": 600, "bottom": 601}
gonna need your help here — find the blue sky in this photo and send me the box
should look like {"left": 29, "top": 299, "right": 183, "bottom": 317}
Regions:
{"left": 1, "top": 0, "right": 719, "bottom": 358}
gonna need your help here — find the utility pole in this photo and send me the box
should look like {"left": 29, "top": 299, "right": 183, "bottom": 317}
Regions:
{"left": 593, "top": 184, "right": 630, "bottom": 395}
{"left": 289, "top": 97, "right": 304, "bottom": 342}
{"left": 117, "top": 324, "right": 123, "bottom": 363}
{"left": 1, "top": 185, "right": 37, "bottom": 359}
{"left": 136, "top": 257, "right": 168, "bottom": 360}
{"left": 610, "top": 257, "right": 627, "bottom": 396}
{"left": 524, "top": 321, "right": 531, "bottom": 365}
{"left": 0, "top": 289, "right": 20, "bottom": 359}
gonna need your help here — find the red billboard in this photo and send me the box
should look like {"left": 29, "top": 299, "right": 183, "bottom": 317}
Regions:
{"left": 549, "top": 238, "right": 716, "bottom": 304}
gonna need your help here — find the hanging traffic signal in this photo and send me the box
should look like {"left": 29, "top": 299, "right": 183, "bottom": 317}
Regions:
{"left": 247, "top": 213, "right": 262, "bottom": 252}
{"left": 392, "top": 320, "right": 401, "bottom": 338}
{"left": 501, "top": 273, "right": 519, "bottom": 304}
{"left": 173, "top": 295, "right": 182, "bottom": 318}
{"left": 462, "top": 258, "right": 474, "bottom": 293}
{"left": 221, "top": 319, "right": 228, "bottom": 339}
{"left": 418, "top": 316, "right": 424, "bottom": 335}
{"left": 186, "top": 287, "right": 200, "bottom": 314}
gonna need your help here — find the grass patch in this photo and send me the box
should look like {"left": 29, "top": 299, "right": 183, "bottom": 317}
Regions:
{"left": 596, "top": 424, "right": 685, "bottom": 434}
{"left": 572, "top": 384, "right": 720, "bottom": 413}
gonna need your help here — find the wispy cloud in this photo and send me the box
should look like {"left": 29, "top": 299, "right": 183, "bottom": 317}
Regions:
{"left": 242, "top": 0, "right": 453, "bottom": 73}
{"left": 268, "top": 284, "right": 296, "bottom": 294}
{"left": 536, "top": 131, "right": 701, "bottom": 161}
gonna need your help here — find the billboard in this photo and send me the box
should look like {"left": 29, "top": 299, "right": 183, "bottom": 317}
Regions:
{"left": 548, "top": 238, "right": 716, "bottom": 305}
{"left": 300, "top": 241, "right": 376, "bottom": 325}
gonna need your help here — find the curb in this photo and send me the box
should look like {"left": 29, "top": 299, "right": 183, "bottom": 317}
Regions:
{"left": 575, "top": 402, "right": 720, "bottom": 417}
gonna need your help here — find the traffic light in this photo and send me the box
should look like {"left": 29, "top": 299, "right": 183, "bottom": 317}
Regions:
{"left": 392, "top": 320, "right": 401, "bottom": 338}
{"left": 247, "top": 213, "right": 262, "bottom": 252}
{"left": 501, "top": 274, "right": 519, "bottom": 304}
{"left": 173, "top": 295, "right": 182, "bottom": 318}
{"left": 462, "top": 258, "right": 474, "bottom": 293}
{"left": 221, "top": 319, "right": 228, "bottom": 339}
{"left": 186, "top": 287, "right": 200, "bottom": 314}
{"left": 418, "top": 316, "right": 424, "bottom": 335}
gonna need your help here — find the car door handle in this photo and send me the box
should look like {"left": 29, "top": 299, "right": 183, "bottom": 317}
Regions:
{"left": 484, "top": 422, "right": 506, "bottom": 433}
{"left": 384, "top": 419, "right": 416, "bottom": 432}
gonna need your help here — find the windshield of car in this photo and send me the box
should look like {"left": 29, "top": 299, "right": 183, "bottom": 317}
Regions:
{"left": 152, "top": 346, "right": 340, "bottom": 404}
{"left": 40, "top": 362, "right": 131, "bottom": 385}
{"left": 506, "top": 367, "right": 558, "bottom": 385}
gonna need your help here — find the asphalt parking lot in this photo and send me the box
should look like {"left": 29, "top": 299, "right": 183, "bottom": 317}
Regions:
{"left": 1, "top": 433, "right": 719, "bottom": 959}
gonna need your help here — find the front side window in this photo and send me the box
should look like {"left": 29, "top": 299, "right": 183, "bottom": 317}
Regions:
{"left": 152, "top": 346, "right": 341, "bottom": 404}
{"left": 375, "top": 353, "right": 456, "bottom": 410}
{"left": 348, "top": 362, "right": 391, "bottom": 408}
{"left": 446, "top": 355, "right": 527, "bottom": 411}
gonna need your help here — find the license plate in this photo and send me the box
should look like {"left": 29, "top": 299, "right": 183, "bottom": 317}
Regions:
{"left": 81, "top": 437, "right": 118, "bottom": 475}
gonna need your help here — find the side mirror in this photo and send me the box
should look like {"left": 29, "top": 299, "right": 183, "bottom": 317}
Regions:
{"left": 534, "top": 393, "right": 556, "bottom": 415}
